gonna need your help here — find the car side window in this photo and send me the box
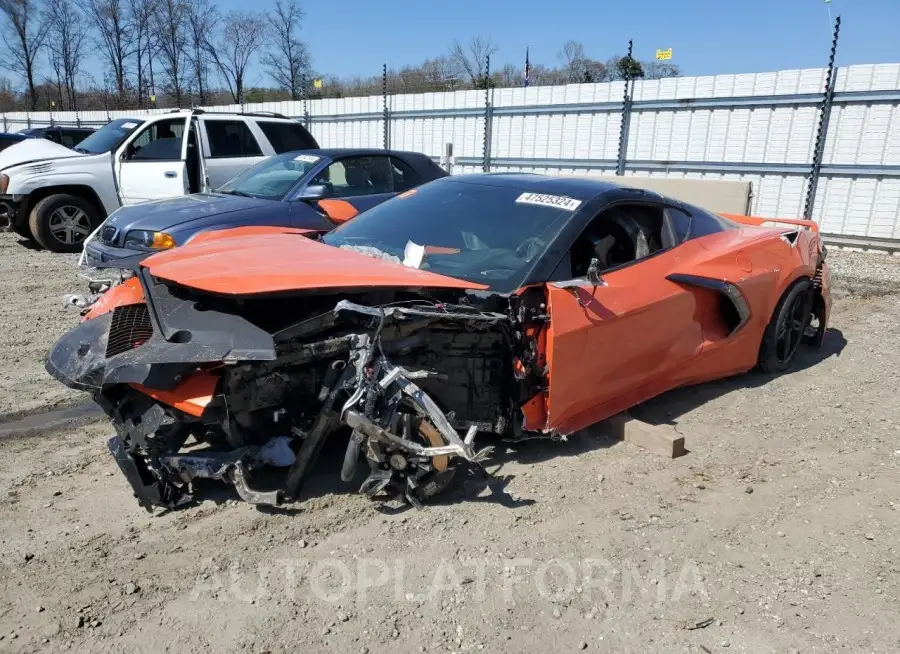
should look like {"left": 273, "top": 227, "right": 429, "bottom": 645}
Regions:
{"left": 126, "top": 118, "right": 186, "bottom": 161}
{"left": 311, "top": 156, "right": 394, "bottom": 198}
{"left": 390, "top": 157, "right": 422, "bottom": 192}
{"left": 255, "top": 121, "right": 317, "bottom": 153}
{"left": 664, "top": 207, "right": 692, "bottom": 244}
{"left": 204, "top": 120, "right": 263, "bottom": 158}
{"left": 569, "top": 204, "right": 668, "bottom": 278}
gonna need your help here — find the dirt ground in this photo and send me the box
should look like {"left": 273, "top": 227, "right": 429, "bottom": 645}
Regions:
{"left": 0, "top": 231, "right": 899, "bottom": 653}
{"left": 0, "top": 234, "right": 82, "bottom": 419}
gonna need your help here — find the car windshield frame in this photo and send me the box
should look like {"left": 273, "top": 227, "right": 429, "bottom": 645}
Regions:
{"left": 321, "top": 178, "right": 581, "bottom": 292}
{"left": 216, "top": 151, "right": 325, "bottom": 201}
{"left": 74, "top": 118, "right": 144, "bottom": 154}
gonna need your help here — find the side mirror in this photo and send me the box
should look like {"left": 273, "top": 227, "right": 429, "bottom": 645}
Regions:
{"left": 586, "top": 260, "right": 606, "bottom": 287}
{"left": 297, "top": 184, "right": 330, "bottom": 201}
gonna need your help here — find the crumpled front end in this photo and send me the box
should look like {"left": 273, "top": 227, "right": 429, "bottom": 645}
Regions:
{"left": 46, "top": 269, "right": 524, "bottom": 512}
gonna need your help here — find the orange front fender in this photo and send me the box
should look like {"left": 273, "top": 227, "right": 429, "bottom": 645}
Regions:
{"left": 82, "top": 277, "right": 145, "bottom": 322}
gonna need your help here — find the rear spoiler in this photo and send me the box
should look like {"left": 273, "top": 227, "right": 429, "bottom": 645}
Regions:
{"left": 719, "top": 213, "right": 820, "bottom": 233}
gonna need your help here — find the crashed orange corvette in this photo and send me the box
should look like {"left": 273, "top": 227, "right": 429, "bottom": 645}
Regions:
{"left": 46, "top": 174, "right": 831, "bottom": 511}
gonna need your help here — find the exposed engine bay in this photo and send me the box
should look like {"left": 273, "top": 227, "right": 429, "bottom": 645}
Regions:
{"left": 48, "top": 268, "right": 550, "bottom": 511}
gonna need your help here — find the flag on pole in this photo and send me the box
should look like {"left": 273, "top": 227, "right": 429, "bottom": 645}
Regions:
{"left": 524, "top": 47, "right": 531, "bottom": 88}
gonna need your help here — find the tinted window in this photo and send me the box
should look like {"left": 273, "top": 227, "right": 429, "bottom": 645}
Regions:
{"left": 390, "top": 157, "right": 422, "bottom": 192}
{"left": 76, "top": 118, "right": 142, "bottom": 154}
{"left": 691, "top": 208, "right": 738, "bottom": 237}
{"left": 311, "top": 156, "right": 394, "bottom": 197}
{"left": 665, "top": 208, "right": 692, "bottom": 244}
{"left": 205, "top": 120, "right": 262, "bottom": 158}
{"left": 322, "top": 179, "right": 577, "bottom": 292}
{"left": 256, "top": 120, "right": 317, "bottom": 153}
{"left": 127, "top": 118, "right": 185, "bottom": 161}
{"left": 217, "top": 152, "right": 323, "bottom": 200}
{"left": 62, "top": 129, "right": 93, "bottom": 147}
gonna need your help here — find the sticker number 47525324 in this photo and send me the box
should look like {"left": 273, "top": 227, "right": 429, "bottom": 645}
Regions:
{"left": 515, "top": 192, "right": 582, "bottom": 211}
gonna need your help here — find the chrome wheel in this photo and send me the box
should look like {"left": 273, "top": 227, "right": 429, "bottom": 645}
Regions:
{"left": 48, "top": 206, "right": 91, "bottom": 245}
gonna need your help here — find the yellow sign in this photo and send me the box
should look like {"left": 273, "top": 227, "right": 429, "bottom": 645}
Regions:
{"left": 656, "top": 48, "right": 673, "bottom": 61}
{"left": 149, "top": 94, "right": 156, "bottom": 102}
{"left": 313, "top": 79, "right": 323, "bottom": 89}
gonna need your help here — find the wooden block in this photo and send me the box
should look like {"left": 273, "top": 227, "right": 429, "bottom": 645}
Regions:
{"left": 600, "top": 412, "right": 686, "bottom": 459}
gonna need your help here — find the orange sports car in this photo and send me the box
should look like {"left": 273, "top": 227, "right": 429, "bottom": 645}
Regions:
{"left": 46, "top": 174, "right": 830, "bottom": 511}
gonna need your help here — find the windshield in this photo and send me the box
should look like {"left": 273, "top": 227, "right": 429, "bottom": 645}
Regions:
{"left": 217, "top": 152, "right": 323, "bottom": 200}
{"left": 75, "top": 118, "right": 143, "bottom": 154}
{"left": 322, "top": 179, "right": 579, "bottom": 292}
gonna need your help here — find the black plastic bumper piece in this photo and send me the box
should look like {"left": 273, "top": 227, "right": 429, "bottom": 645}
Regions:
{"left": 107, "top": 435, "right": 165, "bottom": 512}
{"left": 44, "top": 312, "right": 112, "bottom": 391}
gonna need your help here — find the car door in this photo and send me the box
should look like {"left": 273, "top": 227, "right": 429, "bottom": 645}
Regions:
{"left": 306, "top": 155, "right": 397, "bottom": 213}
{"left": 200, "top": 118, "right": 267, "bottom": 189}
{"left": 544, "top": 203, "right": 705, "bottom": 434}
{"left": 116, "top": 116, "right": 190, "bottom": 205}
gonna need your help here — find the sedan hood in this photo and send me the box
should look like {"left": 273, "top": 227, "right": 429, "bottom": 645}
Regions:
{"left": 142, "top": 226, "right": 488, "bottom": 294}
{"left": 0, "top": 138, "right": 80, "bottom": 170}
{"left": 106, "top": 193, "right": 269, "bottom": 234}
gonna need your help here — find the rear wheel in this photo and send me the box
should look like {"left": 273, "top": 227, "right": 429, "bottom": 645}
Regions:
{"left": 758, "top": 278, "right": 814, "bottom": 373}
{"left": 28, "top": 193, "right": 101, "bottom": 253}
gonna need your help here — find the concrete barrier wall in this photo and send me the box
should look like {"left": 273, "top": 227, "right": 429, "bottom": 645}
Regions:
{"left": 570, "top": 175, "right": 752, "bottom": 215}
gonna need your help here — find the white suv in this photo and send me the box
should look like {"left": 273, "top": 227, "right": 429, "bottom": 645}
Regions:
{"left": 0, "top": 109, "right": 319, "bottom": 252}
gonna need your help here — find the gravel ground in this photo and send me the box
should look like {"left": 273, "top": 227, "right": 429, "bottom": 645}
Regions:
{"left": 0, "top": 232, "right": 899, "bottom": 653}
{"left": 0, "top": 234, "right": 82, "bottom": 419}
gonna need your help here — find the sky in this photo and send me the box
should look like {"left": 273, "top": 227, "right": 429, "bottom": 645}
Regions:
{"left": 261, "top": 0, "right": 900, "bottom": 80}
{"left": 15, "top": 0, "right": 899, "bottom": 91}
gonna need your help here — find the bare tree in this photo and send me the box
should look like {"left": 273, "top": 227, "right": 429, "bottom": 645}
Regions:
{"left": 643, "top": 61, "right": 681, "bottom": 80}
{"left": 129, "top": 0, "right": 157, "bottom": 107}
{"left": 0, "top": 0, "right": 51, "bottom": 110}
{"left": 79, "top": 0, "right": 134, "bottom": 102}
{"left": 448, "top": 37, "right": 496, "bottom": 87}
{"left": 152, "top": 0, "right": 189, "bottom": 106}
{"left": 205, "top": 11, "right": 266, "bottom": 103}
{"left": 185, "top": 0, "right": 216, "bottom": 105}
{"left": 421, "top": 55, "right": 458, "bottom": 89}
{"left": 44, "top": 0, "right": 88, "bottom": 109}
{"left": 262, "top": 0, "right": 310, "bottom": 100}
{"left": 558, "top": 40, "right": 607, "bottom": 83}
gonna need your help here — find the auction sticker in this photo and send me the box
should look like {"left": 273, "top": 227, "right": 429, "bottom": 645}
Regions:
{"left": 515, "top": 192, "right": 581, "bottom": 211}
{"left": 294, "top": 154, "right": 320, "bottom": 163}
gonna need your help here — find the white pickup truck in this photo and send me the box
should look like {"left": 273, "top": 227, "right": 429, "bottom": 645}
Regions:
{"left": 0, "top": 109, "right": 319, "bottom": 252}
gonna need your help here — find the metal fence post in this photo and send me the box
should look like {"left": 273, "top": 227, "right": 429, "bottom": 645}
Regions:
{"left": 382, "top": 64, "right": 390, "bottom": 149}
{"left": 804, "top": 16, "right": 842, "bottom": 219}
{"left": 1, "top": 113, "right": 6, "bottom": 131}
{"left": 302, "top": 75, "right": 310, "bottom": 128}
{"left": 442, "top": 142, "right": 454, "bottom": 174}
{"left": 616, "top": 40, "right": 635, "bottom": 176}
{"left": 482, "top": 55, "right": 493, "bottom": 172}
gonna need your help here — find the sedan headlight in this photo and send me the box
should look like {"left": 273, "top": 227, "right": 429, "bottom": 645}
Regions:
{"left": 124, "top": 230, "right": 176, "bottom": 250}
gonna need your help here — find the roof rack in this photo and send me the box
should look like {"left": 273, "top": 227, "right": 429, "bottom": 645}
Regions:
{"left": 163, "top": 108, "right": 291, "bottom": 119}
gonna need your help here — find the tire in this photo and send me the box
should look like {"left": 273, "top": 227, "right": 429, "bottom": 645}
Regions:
{"left": 757, "top": 278, "right": 814, "bottom": 373}
{"left": 28, "top": 193, "right": 101, "bottom": 253}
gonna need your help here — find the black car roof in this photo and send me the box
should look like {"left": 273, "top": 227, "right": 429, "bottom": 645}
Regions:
{"left": 287, "top": 148, "right": 434, "bottom": 159}
{"left": 445, "top": 172, "right": 633, "bottom": 201}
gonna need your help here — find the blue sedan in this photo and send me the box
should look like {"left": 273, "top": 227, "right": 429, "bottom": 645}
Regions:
{"left": 81, "top": 148, "right": 447, "bottom": 266}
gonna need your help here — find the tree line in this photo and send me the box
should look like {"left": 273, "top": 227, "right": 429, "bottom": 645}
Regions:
{"left": 0, "top": 0, "right": 680, "bottom": 114}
